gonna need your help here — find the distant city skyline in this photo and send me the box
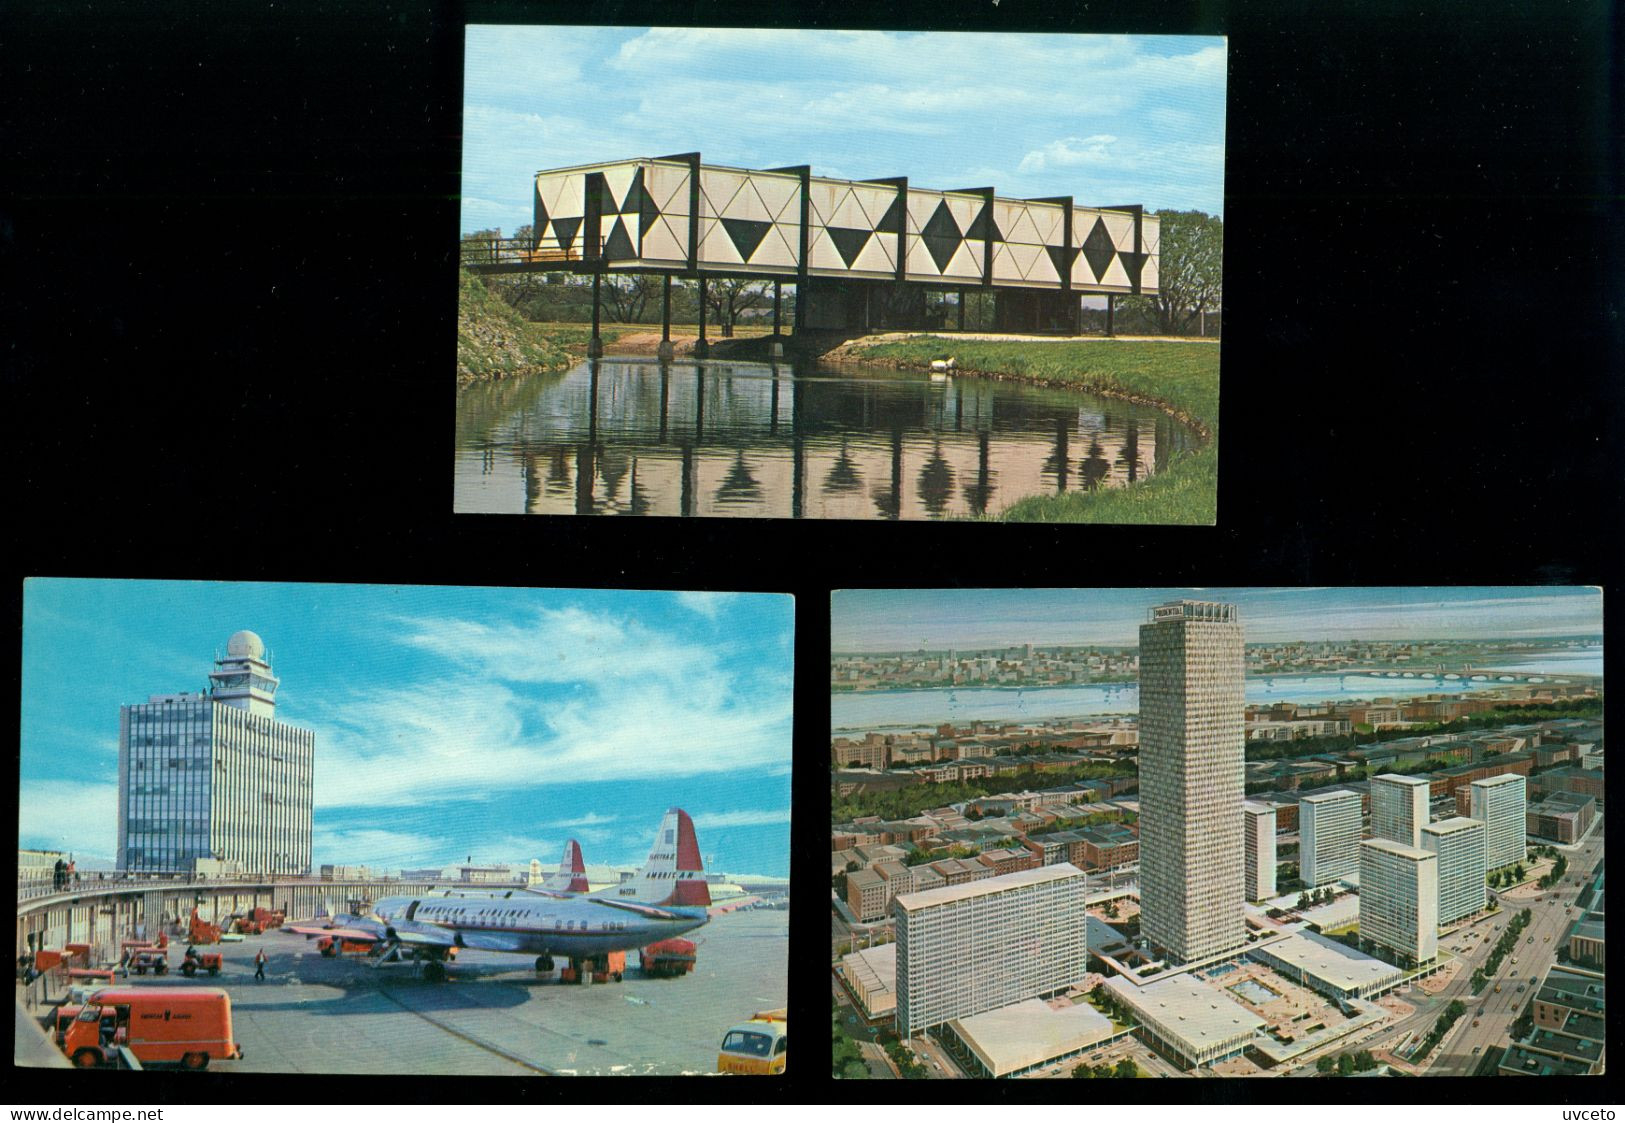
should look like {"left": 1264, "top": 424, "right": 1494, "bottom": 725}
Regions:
{"left": 462, "top": 27, "right": 1227, "bottom": 237}
{"left": 831, "top": 587, "right": 1604, "bottom": 652}
{"left": 21, "top": 581, "right": 793, "bottom": 876}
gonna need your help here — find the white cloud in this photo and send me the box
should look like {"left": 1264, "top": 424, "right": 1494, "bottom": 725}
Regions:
{"left": 303, "top": 605, "right": 792, "bottom": 808}
{"left": 545, "top": 812, "right": 617, "bottom": 829}
{"left": 1018, "top": 135, "right": 1120, "bottom": 174}
{"left": 674, "top": 591, "right": 734, "bottom": 620}
{"left": 690, "top": 808, "right": 792, "bottom": 830}
{"left": 19, "top": 780, "right": 120, "bottom": 861}
{"left": 312, "top": 826, "right": 447, "bottom": 871}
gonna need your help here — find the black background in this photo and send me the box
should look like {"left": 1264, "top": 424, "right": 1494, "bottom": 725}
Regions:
{"left": 6, "top": 0, "right": 1620, "bottom": 1104}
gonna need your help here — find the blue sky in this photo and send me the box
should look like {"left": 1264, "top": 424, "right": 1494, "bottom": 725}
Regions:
{"left": 20, "top": 581, "right": 793, "bottom": 875}
{"left": 831, "top": 587, "right": 1605, "bottom": 652}
{"left": 461, "top": 28, "right": 1227, "bottom": 237}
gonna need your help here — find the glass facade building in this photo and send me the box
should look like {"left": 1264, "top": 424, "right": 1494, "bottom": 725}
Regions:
{"left": 1370, "top": 773, "right": 1431, "bottom": 849}
{"left": 117, "top": 630, "right": 314, "bottom": 875}
{"left": 1471, "top": 774, "right": 1528, "bottom": 870}
{"left": 1301, "top": 789, "right": 1363, "bottom": 888}
{"left": 1422, "top": 816, "right": 1488, "bottom": 925}
{"left": 1359, "top": 838, "right": 1438, "bottom": 967}
{"left": 895, "top": 864, "right": 1087, "bottom": 1037}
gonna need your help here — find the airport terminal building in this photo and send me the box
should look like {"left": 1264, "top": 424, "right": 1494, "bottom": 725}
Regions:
{"left": 117, "top": 630, "right": 315, "bottom": 875}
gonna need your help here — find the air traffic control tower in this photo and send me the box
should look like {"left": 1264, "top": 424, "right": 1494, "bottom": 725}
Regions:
{"left": 470, "top": 154, "right": 1160, "bottom": 357}
{"left": 117, "top": 630, "right": 315, "bottom": 876}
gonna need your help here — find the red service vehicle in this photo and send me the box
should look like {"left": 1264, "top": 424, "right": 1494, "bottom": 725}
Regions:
{"left": 316, "top": 935, "right": 376, "bottom": 957}
{"left": 180, "top": 949, "right": 223, "bottom": 977}
{"left": 125, "top": 948, "right": 169, "bottom": 976}
{"left": 248, "top": 907, "right": 285, "bottom": 929}
{"left": 640, "top": 938, "right": 698, "bottom": 978}
{"left": 60, "top": 987, "right": 243, "bottom": 1070}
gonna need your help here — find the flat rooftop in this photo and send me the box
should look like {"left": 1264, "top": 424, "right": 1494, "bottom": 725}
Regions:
{"left": 1498, "top": 1045, "right": 1596, "bottom": 1077}
{"left": 841, "top": 943, "right": 897, "bottom": 1016}
{"left": 1254, "top": 930, "right": 1403, "bottom": 994}
{"left": 949, "top": 998, "right": 1115, "bottom": 1078}
{"left": 1301, "top": 789, "right": 1361, "bottom": 805}
{"left": 1103, "top": 974, "right": 1265, "bottom": 1056}
{"left": 1373, "top": 773, "right": 1432, "bottom": 787}
{"left": 895, "top": 862, "right": 1084, "bottom": 912}
{"left": 1422, "top": 816, "right": 1483, "bottom": 836}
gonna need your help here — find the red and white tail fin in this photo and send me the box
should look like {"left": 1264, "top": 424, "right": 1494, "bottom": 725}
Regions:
{"left": 541, "top": 839, "right": 590, "bottom": 893}
{"left": 597, "top": 808, "right": 711, "bottom": 907}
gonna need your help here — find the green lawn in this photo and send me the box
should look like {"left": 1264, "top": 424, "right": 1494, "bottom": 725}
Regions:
{"left": 841, "top": 336, "right": 1220, "bottom": 525}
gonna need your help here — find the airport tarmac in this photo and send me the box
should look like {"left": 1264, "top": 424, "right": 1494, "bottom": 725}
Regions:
{"left": 21, "top": 908, "right": 788, "bottom": 1077}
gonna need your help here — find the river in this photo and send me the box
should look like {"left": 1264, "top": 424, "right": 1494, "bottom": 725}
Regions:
{"left": 453, "top": 357, "right": 1197, "bottom": 519}
{"left": 830, "top": 654, "right": 1601, "bottom": 733}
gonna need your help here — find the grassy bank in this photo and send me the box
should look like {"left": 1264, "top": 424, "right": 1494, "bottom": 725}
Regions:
{"left": 837, "top": 337, "right": 1219, "bottom": 525}
{"left": 456, "top": 271, "right": 622, "bottom": 388}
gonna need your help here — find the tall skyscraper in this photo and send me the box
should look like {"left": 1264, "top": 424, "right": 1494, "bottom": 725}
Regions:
{"left": 1470, "top": 775, "right": 1528, "bottom": 870}
{"left": 1243, "top": 801, "right": 1278, "bottom": 902}
{"left": 1300, "top": 789, "right": 1362, "bottom": 887}
{"left": 1422, "top": 816, "right": 1488, "bottom": 924}
{"left": 894, "top": 864, "right": 1088, "bottom": 1037}
{"left": 118, "top": 630, "right": 315, "bottom": 875}
{"left": 1370, "top": 773, "right": 1431, "bottom": 848}
{"left": 1138, "top": 600, "right": 1245, "bottom": 962}
{"left": 1359, "top": 839, "right": 1438, "bottom": 967}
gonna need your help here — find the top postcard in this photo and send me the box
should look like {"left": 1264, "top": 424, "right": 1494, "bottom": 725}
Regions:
{"left": 455, "top": 28, "right": 1226, "bottom": 523}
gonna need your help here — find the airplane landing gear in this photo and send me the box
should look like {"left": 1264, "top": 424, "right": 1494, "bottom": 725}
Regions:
{"left": 535, "top": 956, "right": 554, "bottom": 973}
{"left": 423, "top": 960, "right": 447, "bottom": 982}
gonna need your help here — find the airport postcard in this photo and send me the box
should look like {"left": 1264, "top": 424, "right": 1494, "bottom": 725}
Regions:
{"left": 829, "top": 587, "right": 1603, "bottom": 1080}
{"left": 455, "top": 27, "right": 1225, "bottom": 525}
{"left": 17, "top": 578, "right": 792, "bottom": 1077}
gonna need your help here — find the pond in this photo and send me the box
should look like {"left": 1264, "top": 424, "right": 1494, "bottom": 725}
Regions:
{"left": 453, "top": 357, "right": 1198, "bottom": 519}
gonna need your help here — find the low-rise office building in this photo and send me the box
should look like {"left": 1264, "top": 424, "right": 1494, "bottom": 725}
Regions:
{"left": 1249, "top": 929, "right": 1404, "bottom": 1002}
{"left": 945, "top": 998, "right": 1118, "bottom": 1078}
{"left": 839, "top": 943, "right": 898, "bottom": 1021}
{"left": 1103, "top": 974, "right": 1265, "bottom": 1069}
{"left": 847, "top": 866, "right": 888, "bottom": 922}
{"left": 1526, "top": 791, "right": 1596, "bottom": 844}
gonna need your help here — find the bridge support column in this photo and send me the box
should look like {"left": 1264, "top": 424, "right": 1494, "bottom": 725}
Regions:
{"left": 770, "top": 280, "right": 784, "bottom": 359}
{"left": 694, "top": 275, "right": 709, "bottom": 359}
{"left": 588, "top": 274, "right": 605, "bottom": 357}
{"left": 657, "top": 276, "right": 674, "bottom": 361}
{"left": 1105, "top": 293, "right": 1115, "bottom": 338}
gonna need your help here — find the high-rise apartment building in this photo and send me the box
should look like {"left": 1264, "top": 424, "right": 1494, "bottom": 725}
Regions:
{"left": 118, "top": 630, "right": 315, "bottom": 874}
{"left": 1421, "top": 816, "right": 1488, "bottom": 925}
{"left": 1243, "top": 801, "right": 1277, "bottom": 902}
{"left": 1138, "top": 600, "right": 1246, "bottom": 962}
{"left": 1370, "top": 773, "right": 1431, "bottom": 848}
{"left": 894, "top": 864, "right": 1087, "bottom": 1037}
{"left": 1359, "top": 839, "right": 1438, "bottom": 967}
{"left": 1300, "top": 789, "right": 1362, "bottom": 888}
{"left": 1470, "top": 775, "right": 1527, "bottom": 870}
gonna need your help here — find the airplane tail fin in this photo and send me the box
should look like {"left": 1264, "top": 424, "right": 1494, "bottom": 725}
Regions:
{"left": 542, "top": 839, "right": 590, "bottom": 893}
{"left": 596, "top": 808, "right": 711, "bottom": 908}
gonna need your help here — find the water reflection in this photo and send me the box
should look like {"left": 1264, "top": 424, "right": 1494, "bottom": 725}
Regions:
{"left": 454, "top": 358, "right": 1198, "bottom": 520}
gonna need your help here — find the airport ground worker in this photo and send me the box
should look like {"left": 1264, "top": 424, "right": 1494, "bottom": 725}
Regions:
{"left": 255, "top": 948, "right": 267, "bottom": 981}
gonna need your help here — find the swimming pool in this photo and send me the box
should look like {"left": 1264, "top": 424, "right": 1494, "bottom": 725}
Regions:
{"left": 1229, "top": 978, "right": 1280, "bottom": 1005}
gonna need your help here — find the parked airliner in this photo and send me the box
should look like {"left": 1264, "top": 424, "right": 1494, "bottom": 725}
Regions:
{"left": 287, "top": 808, "right": 711, "bottom": 982}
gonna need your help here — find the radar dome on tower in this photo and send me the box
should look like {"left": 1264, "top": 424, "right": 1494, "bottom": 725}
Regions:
{"left": 226, "top": 630, "right": 266, "bottom": 660}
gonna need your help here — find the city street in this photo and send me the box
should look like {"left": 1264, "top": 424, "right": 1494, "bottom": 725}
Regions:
{"left": 1428, "top": 823, "right": 1604, "bottom": 1074}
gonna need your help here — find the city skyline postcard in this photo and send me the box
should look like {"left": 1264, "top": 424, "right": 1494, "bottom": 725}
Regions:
{"left": 17, "top": 578, "right": 793, "bottom": 1076}
{"left": 828, "top": 587, "right": 1604, "bottom": 1080}
{"left": 455, "top": 27, "right": 1225, "bottom": 524}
